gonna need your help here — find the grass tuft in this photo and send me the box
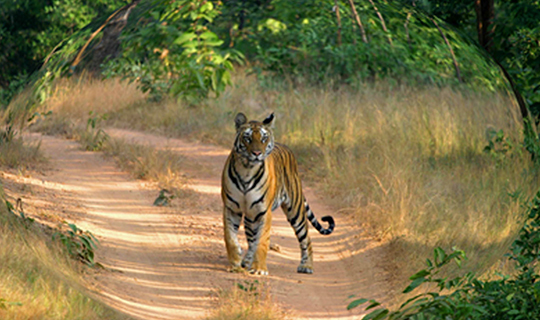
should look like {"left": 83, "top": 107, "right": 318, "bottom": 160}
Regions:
{"left": 206, "top": 281, "right": 288, "bottom": 320}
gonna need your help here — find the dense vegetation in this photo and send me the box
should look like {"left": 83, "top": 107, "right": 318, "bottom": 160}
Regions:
{"left": 349, "top": 190, "right": 540, "bottom": 319}
{"left": 1, "top": 0, "right": 540, "bottom": 319}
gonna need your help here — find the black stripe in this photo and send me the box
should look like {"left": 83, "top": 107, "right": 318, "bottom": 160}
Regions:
{"left": 228, "top": 162, "right": 243, "bottom": 191}
{"left": 246, "top": 166, "right": 266, "bottom": 193}
{"left": 226, "top": 193, "right": 240, "bottom": 208}
{"left": 253, "top": 210, "right": 266, "bottom": 223}
{"left": 226, "top": 206, "right": 240, "bottom": 215}
{"left": 246, "top": 165, "right": 264, "bottom": 185}
{"left": 289, "top": 203, "right": 302, "bottom": 227}
{"left": 298, "top": 230, "right": 307, "bottom": 243}
{"left": 294, "top": 221, "right": 306, "bottom": 236}
{"left": 250, "top": 190, "right": 267, "bottom": 209}
{"left": 232, "top": 164, "right": 246, "bottom": 189}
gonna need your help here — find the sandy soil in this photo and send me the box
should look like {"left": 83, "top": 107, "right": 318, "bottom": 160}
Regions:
{"left": 3, "top": 130, "right": 394, "bottom": 319}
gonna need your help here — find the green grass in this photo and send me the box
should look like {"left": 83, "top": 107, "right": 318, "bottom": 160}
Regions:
{"left": 37, "top": 73, "right": 540, "bottom": 286}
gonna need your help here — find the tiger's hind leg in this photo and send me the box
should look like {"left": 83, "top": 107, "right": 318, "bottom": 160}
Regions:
{"left": 242, "top": 209, "right": 272, "bottom": 275}
{"left": 282, "top": 202, "right": 314, "bottom": 274}
{"left": 223, "top": 207, "right": 244, "bottom": 273}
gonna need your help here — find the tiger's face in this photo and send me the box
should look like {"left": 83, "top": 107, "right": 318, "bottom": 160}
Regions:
{"left": 233, "top": 113, "right": 275, "bottom": 163}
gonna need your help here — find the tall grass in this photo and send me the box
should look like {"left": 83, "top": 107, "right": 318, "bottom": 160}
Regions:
{"left": 0, "top": 189, "right": 130, "bottom": 320}
{"left": 40, "top": 74, "right": 539, "bottom": 282}
{"left": 0, "top": 135, "right": 44, "bottom": 169}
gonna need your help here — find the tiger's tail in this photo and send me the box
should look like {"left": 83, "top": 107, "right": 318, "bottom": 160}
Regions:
{"left": 304, "top": 200, "right": 335, "bottom": 235}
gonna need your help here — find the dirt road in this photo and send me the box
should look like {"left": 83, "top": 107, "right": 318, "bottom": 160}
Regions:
{"left": 14, "top": 130, "right": 392, "bottom": 319}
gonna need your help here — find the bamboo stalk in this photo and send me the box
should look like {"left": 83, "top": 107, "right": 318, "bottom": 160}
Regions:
{"left": 346, "top": 0, "right": 368, "bottom": 43}
{"left": 404, "top": 12, "right": 412, "bottom": 48}
{"left": 430, "top": 17, "right": 462, "bottom": 83}
{"left": 368, "top": 0, "right": 392, "bottom": 46}
{"left": 334, "top": 0, "right": 342, "bottom": 46}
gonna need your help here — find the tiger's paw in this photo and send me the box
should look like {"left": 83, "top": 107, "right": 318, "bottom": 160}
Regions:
{"left": 241, "top": 259, "right": 252, "bottom": 269}
{"left": 228, "top": 265, "right": 246, "bottom": 273}
{"left": 297, "top": 265, "right": 314, "bottom": 274}
{"left": 249, "top": 268, "right": 269, "bottom": 276}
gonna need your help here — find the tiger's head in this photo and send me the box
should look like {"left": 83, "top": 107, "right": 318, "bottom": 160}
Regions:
{"left": 233, "top": 113, "right": 275, "bottom": 163}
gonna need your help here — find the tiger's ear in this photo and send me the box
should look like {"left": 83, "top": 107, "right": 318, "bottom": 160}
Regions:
{"left": 262, "top": 113, "right": 275, "bottom": 128}
{"left": 235, "top": 113, "right": 247, "bottom": 130}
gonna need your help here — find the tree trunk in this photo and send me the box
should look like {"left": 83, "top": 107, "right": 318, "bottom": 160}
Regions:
{"left": 474, "top": 0, "right": 494, "bottom": 51}
{"left": 72, "top": 0, "right": 140, "bottom": 74}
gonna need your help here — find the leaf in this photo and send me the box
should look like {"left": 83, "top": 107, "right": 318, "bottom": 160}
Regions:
{"left": 199, "top": 31, "right": 217, "bottom": 40}
{"left": 174, "top": 32, "right": 197, "bottom": 45}
{"left": 68, "top": 223, "right": 78, "bottom": 234}
{"left": 409, "top": 269, "right": 430, "bottom": 280}
{"left": 403, "top": 277, "right": 426, "bottom": 294}
{"left": 347, "top": 298, "right": 369, "bottom": 310}
{"left": 365, "top": 300, "right": 381, "bottom": 311}
{"left": 363, "top": 308, "right": 389, "bottom": 320}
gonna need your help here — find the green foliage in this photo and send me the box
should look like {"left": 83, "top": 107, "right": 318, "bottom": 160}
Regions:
{"left": 104, "top": 0, "right": 241, "bottom": 102}
{"left": 79, "top": 111, "right": 109, "bottom": 151}
{"left": 53, "top": 221, "right": 101, "bottom": 267}
{"left": 0, "top": 0, "right": 127, "bottom": 107}
{"left": 348, "top": 190, "right": 540, "bottom": 320}
{"left": 523, "top": 119, "right": 540, "bottom": 165}
{"left": 0, "top": 298, "right": 22, "bottom": 309}
{"left": 153, "top": 189, "right": 175, "bottom": 207}
{"left": 237, "top": 280, "right": 260, "bottom": 297}
{"left": 5, "top": 198, "right": 35, "bottom": 227}
{"left": 483, "top": 128, "right": 519, "bottom": 164}
{"left": 216, "top": 0, "right": 503, "bottom": 89}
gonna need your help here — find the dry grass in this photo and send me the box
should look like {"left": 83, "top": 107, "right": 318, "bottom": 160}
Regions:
{"left": 0, "top": 135, "right": 44, "bottom": 170}
{"left": 0, "top": 188, "right": 130, "bottom": 320}
{"left": 101, "top": 137, "right": 188, "bottom": 197}
{"left": 44, "top": 77, "right": 146, "bottom": 120}
{"left": 206, "top": 281, "right": 288, "bottom": 320}
{"left": 38, "top": 73, "right": 540, "bottom": 285}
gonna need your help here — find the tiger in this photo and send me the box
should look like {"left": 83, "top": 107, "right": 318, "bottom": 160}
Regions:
{"left": 221, "top": 112, "right": 335, "bottom": 275}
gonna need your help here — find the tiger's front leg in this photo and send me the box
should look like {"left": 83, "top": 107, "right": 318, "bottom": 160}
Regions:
{"left": 242, "top": 209, "right": 272, "bottom": 275}
{"left": 223, "top": 207, "right": 244, "bottom": 273}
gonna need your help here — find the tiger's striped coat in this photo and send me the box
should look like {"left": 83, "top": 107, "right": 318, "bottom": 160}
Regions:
{"left": 221, "top": 113, "right": 335, "bottom": 275}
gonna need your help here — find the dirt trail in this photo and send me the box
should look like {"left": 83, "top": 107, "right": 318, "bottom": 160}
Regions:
{"left": 18, "top": 130, "right": 392, "bottom": 319}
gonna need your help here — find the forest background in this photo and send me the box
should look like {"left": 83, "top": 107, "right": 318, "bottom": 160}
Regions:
{"left": 2, "top": 0, "right": 540, "bottom": 319}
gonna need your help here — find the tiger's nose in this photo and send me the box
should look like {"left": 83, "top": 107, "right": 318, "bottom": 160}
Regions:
{"left": 252, "top": 151, "right": 262, "bottom": 156}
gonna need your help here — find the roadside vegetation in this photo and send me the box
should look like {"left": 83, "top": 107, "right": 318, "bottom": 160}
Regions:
{"left": 206, "top": 280, "right": 288, "bottom": 320}
{"left": 0, "top": 140, "right": 130, "bottom": 319}
{"left": 36, "top": 74, "right": 540, "bottom": 286}
{"left": 2, "top": 0, "right": 540, "bottom": 318}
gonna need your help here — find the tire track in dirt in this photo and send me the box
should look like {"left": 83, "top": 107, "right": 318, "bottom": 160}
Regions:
{"left": 27, "top": 130, "right": 393, "bottom": 319}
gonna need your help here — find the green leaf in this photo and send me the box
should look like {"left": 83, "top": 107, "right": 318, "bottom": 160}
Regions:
{"left": 174, "top": 33, "right": 197, "bottom": 45}
{"left": 363, "top": 308, "right": 389, "bottom": 320}
{"left": 347, "top": 298, "right": 369, "bottom": 310}
{"left": 403, "top": 277, "right": 426, "bottom": 294}
{"left": 199, "top": 31, "right": 217, "bottom": 40}
{"left": 365, "top": 300, "right": 381, "bottom": 310}
{"left": 409, "top": 269, "right": 430, "bottom": 280}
